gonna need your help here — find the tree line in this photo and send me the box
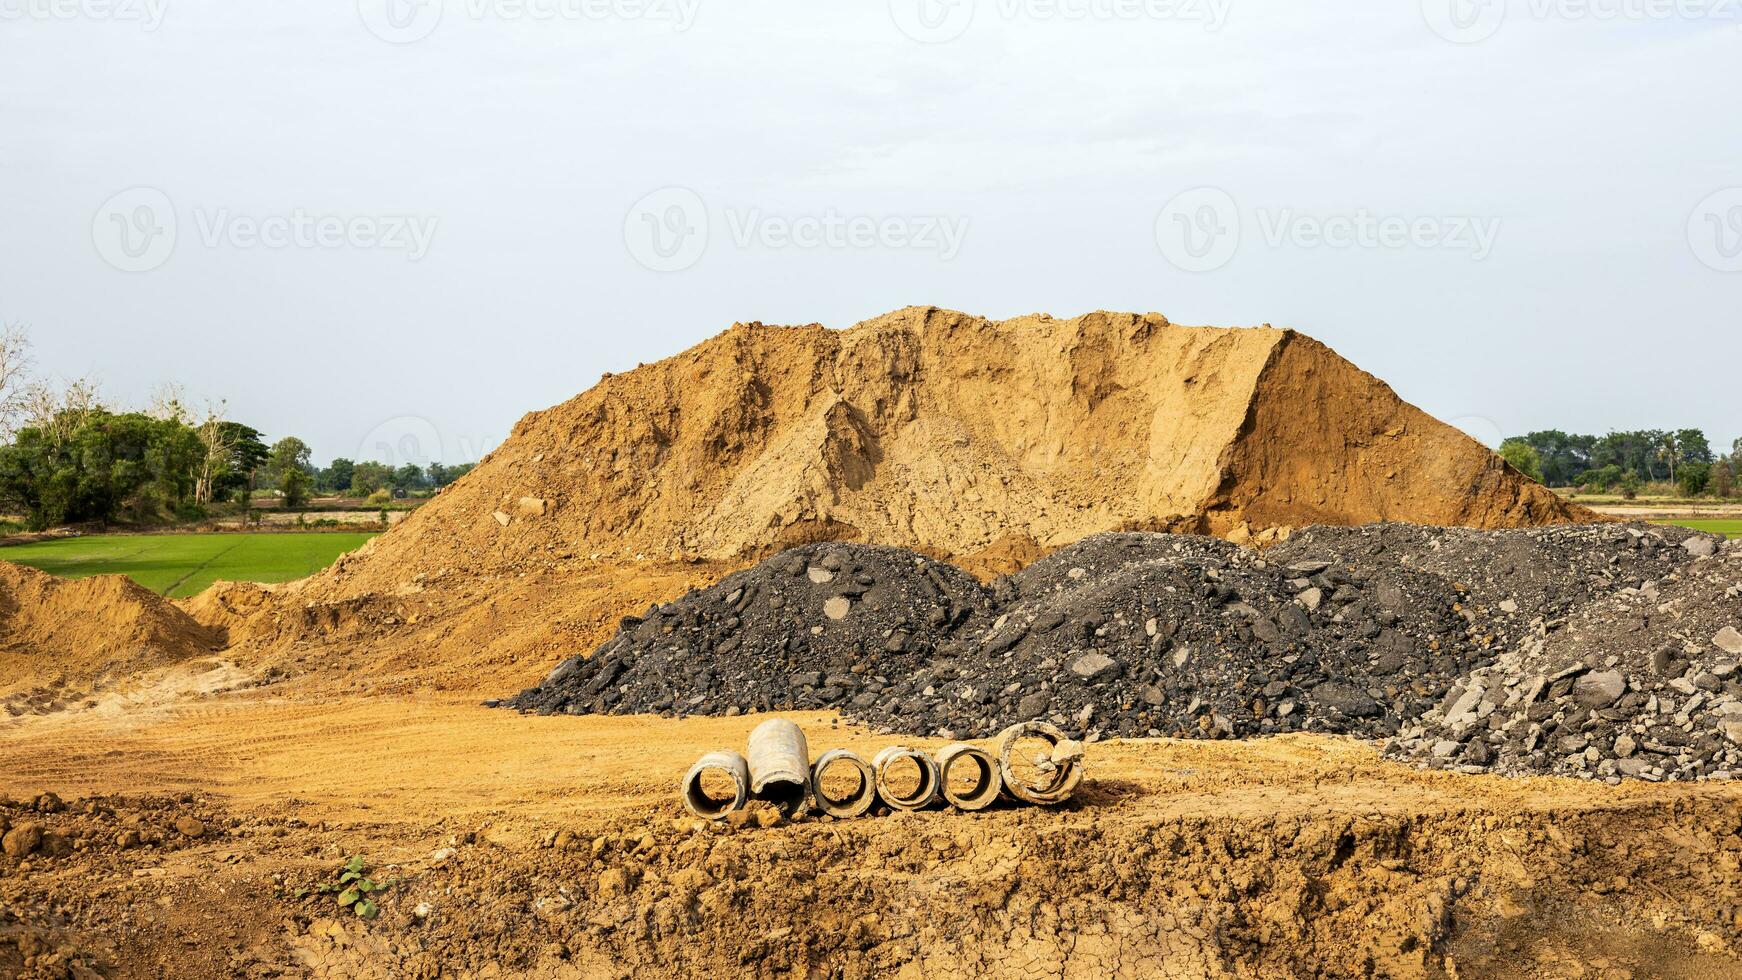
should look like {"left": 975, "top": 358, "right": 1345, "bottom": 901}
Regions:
{"left": 1500, "top": 429, "right": 1740, "bottom": 497}
{"left": 0, "top": 326, "right": 473, "bottom": 530}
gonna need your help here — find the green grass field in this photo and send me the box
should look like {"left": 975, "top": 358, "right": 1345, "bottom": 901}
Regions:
{"left": 1653, "top": 518, "right": 1742, "bottom": 539}
{"left": 1, "top": 533, "right": 378, "bottom": 598}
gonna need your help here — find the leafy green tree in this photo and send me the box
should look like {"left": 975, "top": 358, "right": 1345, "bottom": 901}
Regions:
{"left": 267, "top": 437, "right": 311, "bottom": 484}
{"left": 1581, "top": 464, "right": 1624, "bottom": 493}
{"left": 1499, "top": 439, "right": 1544, "bottom": 484}
{"left": 349, "top": 461, "right": 393, "bottom": 497}
{"left": 211, "top": 422, "right": 268, "bottom": 501}
{"left": 1676, "top": 429, "right": 1713, "bottom": 465}
{"left": 1517, "top": 430, "right": 1595, "bottom": 486}
{"left": 281, "top": 464, "right": 310, "bottom": 509}
{"left": 391, "top": 464, "right": 425, "bottom": 492}
{"left": 1714, "top": 459, "right": 1735, "bottom": 499}
{"left": 321, "top": 458, "right": 355, "bottom": 493}
{"left": 1677, "top": 461, "right": 1710, "bottom": 498}
{"left": 0, "top": 410, "right": 205, "bottom": 528}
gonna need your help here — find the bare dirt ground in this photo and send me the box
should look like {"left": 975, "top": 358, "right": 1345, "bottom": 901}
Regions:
{"left": 3, "top": 669, "right": 1741, "bottom": 978}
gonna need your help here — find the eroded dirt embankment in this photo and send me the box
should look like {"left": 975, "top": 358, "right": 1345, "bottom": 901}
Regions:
{"left": 2, "top": 706, "right": 1739, "bottom": 979}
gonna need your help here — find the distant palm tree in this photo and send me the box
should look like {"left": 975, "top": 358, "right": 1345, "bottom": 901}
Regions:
{"left": 1659, "top": 431, "right": 1681, "bottom": 484}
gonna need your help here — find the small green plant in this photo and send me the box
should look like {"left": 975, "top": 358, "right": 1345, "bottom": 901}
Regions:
{"left": 293, "top": 855, "right": 393, "bottom": 919}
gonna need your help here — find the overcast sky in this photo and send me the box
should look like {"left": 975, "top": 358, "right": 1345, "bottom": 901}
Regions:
{"left": 2, "top": 0, "right": 1738, "bottom": 467}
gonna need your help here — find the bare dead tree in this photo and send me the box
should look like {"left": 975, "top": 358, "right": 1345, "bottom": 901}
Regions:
{"left": 194, "top": 400, "right": 235, "bottom": 504}
{"left": 0, "top": 324, "right": 32, "bottom": 438}
{"left": 22, "top": 376, "right": 102, "bottom": 451}
{"left": 145, "top": 382, "right": 190, "bottom": 423}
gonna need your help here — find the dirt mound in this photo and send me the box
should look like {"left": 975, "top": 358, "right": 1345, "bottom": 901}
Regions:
{"left": 507, "top": 524, "right": 1705, "bottom": 758}
{"left": 309, "top": 308, "right": 1590, "bottom": 606}
{"left": 0, "top": 563, "right": 220, "bottom": 705}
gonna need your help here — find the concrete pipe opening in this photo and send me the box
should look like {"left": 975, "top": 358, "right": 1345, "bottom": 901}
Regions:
{"left": 936, "top": 743, "right": 1003, "bottom": 811}
{"left": 996, "top": 722, "right": 1085, "bottom": 806}
{"left": 681, "top": 751, "right": 751, "bottom": 820}
{"left": 746, "top": 719, "right": 813, "bottom": 817}
{"left": 872, "top": 745, "right": 941, "bottom": 811}
{"left": 810, "top": 748, "right": 876, "bottom": 819}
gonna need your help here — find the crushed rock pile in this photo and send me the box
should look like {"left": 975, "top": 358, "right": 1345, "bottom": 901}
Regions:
{"left": 512, "top": 544, "right": 991, "bottom": 718}
{"left": 508, "top": 523, "right": 1735, "bottom": 782}
{"left": 1391, "top": 528, "right": 1742, "bottom": 783}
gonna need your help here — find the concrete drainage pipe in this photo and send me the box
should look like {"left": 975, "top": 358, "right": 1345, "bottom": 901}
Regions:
{"left": 746, "top": 719, "right": 813, "bottom": 817}
{"left": 810, "top": 748, "right": 877, "bottom": 818}
{"left": 871, "top": 745, "right": 941, "bottom": 811}
{"left": 995, "top": 722, "right": 1085, "bottom": 805}
{"left": 936, "top": 743, "right": 1003, "bottom": 811}
{"left": 681, "top": 751, "right": 751, "bottom": 820}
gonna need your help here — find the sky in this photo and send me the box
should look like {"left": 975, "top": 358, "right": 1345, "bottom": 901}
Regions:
{"left": 2, "top": 0, "right": 1739, "bottom": 468}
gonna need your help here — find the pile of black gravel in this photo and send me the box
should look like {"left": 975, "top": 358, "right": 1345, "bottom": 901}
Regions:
{"left": 508, "top": 543, "right": 992, "bottom": 718}
{"left": 505, "top": 523, "right": 1735, "bottom": 780}
{"left": 848, "top": 532, "right": 1481, "bottom": 741}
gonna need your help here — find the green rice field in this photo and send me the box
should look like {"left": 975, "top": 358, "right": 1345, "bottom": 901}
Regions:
{"left": 1652, "top": 519, "right": 1742, "bottom": 539}
{"left": 0, "top": 532, "right": 377, "bottom": 598}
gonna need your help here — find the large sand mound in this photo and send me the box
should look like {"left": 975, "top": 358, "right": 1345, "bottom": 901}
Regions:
{"left": 0, "top": 563, "right": 221, "bottom": 701}
{"left": 318, "top": 308, "right": 1588, "bottom": 596}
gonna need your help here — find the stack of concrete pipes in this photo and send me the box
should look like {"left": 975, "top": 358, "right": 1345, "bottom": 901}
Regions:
{"left": 680, "top": 719, "right": 1085, "bottom": 821}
